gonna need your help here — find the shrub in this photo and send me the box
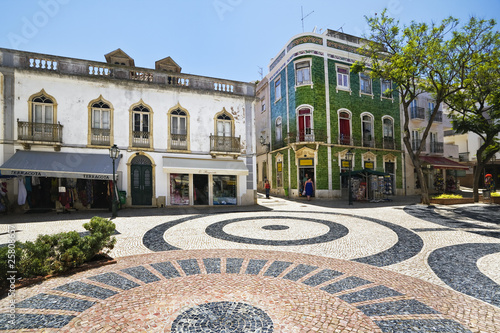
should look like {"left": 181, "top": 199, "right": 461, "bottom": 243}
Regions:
{"left": 432, "top": 194, "right": 463, "bottom": 199}
{"left": 0, "top": 216, "right": 116, "bottom": 295}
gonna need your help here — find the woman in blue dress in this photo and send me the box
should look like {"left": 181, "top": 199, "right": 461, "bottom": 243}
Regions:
{"left": 304, "top": 177, "right": 314, "bottom": 201}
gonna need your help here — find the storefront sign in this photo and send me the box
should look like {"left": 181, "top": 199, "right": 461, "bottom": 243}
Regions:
{"left": 1, "top": 169, "right": 112, "bottom": 180}
{"left": 299, "top": 159, "right": 313, "bottom": 166}
{"left": 277, "top": 162, "right": 282, "bottom": 172}
{"left": 364, "top": 162, "right": 374, "bottom": 169}
{"left": 341, "top": 160, "right": 351, "bottom": 168}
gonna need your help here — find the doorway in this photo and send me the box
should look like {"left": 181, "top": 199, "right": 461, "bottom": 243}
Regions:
{"left": 193, "top": 174, "right": 209, "bottom": 205}
{"left": 299, "top": 167, "right": 314, "bottom": 196}
{"left": 130, "top": 155, "right": 153, "bottom": 206}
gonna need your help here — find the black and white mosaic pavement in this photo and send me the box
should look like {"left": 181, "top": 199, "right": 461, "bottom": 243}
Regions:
{"left": 170, "top": 301, "right": 274, "bottom": 333}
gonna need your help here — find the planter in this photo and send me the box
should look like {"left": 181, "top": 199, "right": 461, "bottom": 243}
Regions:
{"left": 429, "top": 198, "right": 474, "bottom": 205}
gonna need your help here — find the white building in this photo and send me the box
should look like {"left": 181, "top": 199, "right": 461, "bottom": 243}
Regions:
{"left": 403, "top": 93, "right": 467, "bottom": 195}
{"left": 0, "top": 48, "right": 256, "bottom": 212}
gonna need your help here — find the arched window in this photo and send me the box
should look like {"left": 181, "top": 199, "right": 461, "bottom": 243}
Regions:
{"left": 298, "top": 107, "right": 313, "bottom": 142}
{"left": 338, "top": 111, "right": 351, "bottom": 145}
{"left": 89, "top": 98, "right": 112, "bottom": 146}
{"left": 27, "top": 90, "right": 59, "bottom": 142}
{"left": 383, "top": 117, "right": 394, "bottom": 149}
{"left": 275, "top": 116, "right": 282, "bottom": 143}
{"left": 170, "top": 108, "right": 189, "bottom": 150}
{"left": 361, "top": 113, "right": 374, "bottom": 147}
{"left": 216, "top": 112, "right": 233, "bottom": 137}
{"left": 131, "top": 102, "right": 152, "bottom": 148}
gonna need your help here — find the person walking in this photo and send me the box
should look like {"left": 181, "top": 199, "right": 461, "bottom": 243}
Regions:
{"left": 305, "top": 177, "right": 314, "bottom": 201}
{"left": 264, "top": 179, "right": 271, "bottom": 199}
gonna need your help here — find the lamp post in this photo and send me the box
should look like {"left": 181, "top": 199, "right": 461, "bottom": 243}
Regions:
{"left": 109, "top": 144, "right": 120, "bottom": 218}
{"left": 346, "top": 150, "right": 353, "bottom": 205}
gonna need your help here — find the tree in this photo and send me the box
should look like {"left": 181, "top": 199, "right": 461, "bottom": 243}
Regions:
{"left": 445, "top": 18, "right": 500, "bottom": 201}
{"left": 356, "top": 10, "right": 496, "bottom": 204}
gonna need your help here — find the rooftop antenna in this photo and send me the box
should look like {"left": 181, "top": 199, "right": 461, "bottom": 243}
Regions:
{"left": 301, "top": 6, "right": 314, "bottom": 32}
{"left": 257, "top": 66, "right": 263, "bottom": 80}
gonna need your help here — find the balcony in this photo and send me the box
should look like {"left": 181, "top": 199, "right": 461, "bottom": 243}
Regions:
{"left": 431, "top": 111, "right": 443, "bottom": 122}
{"left": 383, "top": 137, "right": 396, "bottom": 150}
{"left": 459, "top": 152, "right": 470, "bottom": 162}
{"left": 288, "top": 129, "right": 327, "bottom": 144}
{"left": 132, "top": 131, "right": 150, "bottom": 148}
{"left": 362, "top": 136, "right": 375, "bottom": 148}
{"left": 411, "top": 139, "right": 426, "bottom": 152}
{"left": 210, "top": 135, "right": 241, "bottom": 157}
{"left": 410, "top": 107, "right": 425, "bottom": 120}
{"left": 90, "top": 128, "right": 110, "bottom": 146}
{"left": 170, "top": 133, "right": 188, "bottom": 150}
{"left": 430, "top": 141, "right": 444, "bottom": 154}
{"left": 17, "top": 121, "right": 63, "bottom": 145}
{"left": 337, "top": 134, "right": 353, "bottom": 146}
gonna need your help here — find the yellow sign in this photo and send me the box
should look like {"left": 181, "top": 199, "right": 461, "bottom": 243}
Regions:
{"left": 299, "top": 159, "right": 313, "bottom": 166}
{"left": 365, "top": 162, "right": 374, "bottom": 169}
{"left": 277, "top": 162, "right": 282, "bottom": 172}
{"left": 342, "top": 160, "right": 351, "bottom": 168}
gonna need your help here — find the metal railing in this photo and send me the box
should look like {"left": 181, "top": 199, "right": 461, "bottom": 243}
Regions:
{"left": 91, "top": 128, "right": 110, "bottom": 146}
{"left": 410, "top": 107, "right": 425, "bottom": 120}
{"left": 288, "top": 129, "right": 327, "bottom": 144}
{"left": 459, "top": 152, "right": 470, "bottom": 162}
{"left": 17, "top": 120, "right": 63, "bottom": 143}
{"left": 210, "top": 135, "right": 241, "bottom": 153}
{"left": 132, "top": 131, "right": 150, "bottom": 148}
{"left": 430, "top": 141, "right": 444, "bottom": 154}
{"left": 170, "top": 133, "right": 188, "bottom": 150}
{"left": 411, "top": 139, "right": 426, "bottom": 152}
{"left": 337, "top": 134, "right": 353, "bottom": 146}
{"left": 383, "top": 137, "right": 396, "bottom": 150}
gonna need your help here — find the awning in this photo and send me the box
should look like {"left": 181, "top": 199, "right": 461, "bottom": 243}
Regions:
{"left": 163, "top": 157, "right": 249, "bottom": 175}
{"left": 419, "top": 156, "right": 469, "bottom": 170}
{"left": 0, "top": 150, "right": 120, "bottom": 180}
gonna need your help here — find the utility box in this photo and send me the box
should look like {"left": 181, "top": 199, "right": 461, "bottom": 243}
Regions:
{"left": 157, "top": 196, "right": 166, "bottom": 208}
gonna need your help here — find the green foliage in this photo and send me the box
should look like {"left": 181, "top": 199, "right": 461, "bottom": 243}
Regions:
{"left": 0, "top": 217, "right": 116, "bottom": 295}
{"left": 432, "top": 194, "right": 463, "bottom": 199}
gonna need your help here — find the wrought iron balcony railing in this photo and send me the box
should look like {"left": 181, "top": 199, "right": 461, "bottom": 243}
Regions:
{"left": 132, "top": 131, "right": 150, "bottom": 148}
{"left": 430, "top": 141, "right": 444, "bottom": 154}
{"left": 288, "top": 129, "right": 327, "bottom": 144}
{"left": 91, "top": 128, "right": 110, "bottom": 146}
{"left": 383, "top": 137, "right": 396, "bottom": 150}
{"left": 411, "top": 139, "right": 426, "bottom": 152}
{"left": 337, "top": 134, "right": 353, "bottom": 146}
{"left": 210, "top": 135, "right": 241, "bottom": 153}
{"left": 170, "top": 133, "right": 188, "bottom": 150}
{"left": 410, "top": 106, "right": 425, "bottom": 120}
{"left": 17, "top": 120, "right": 63, "bottom": 143}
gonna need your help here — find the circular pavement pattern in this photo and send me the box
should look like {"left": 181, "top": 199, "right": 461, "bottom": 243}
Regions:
{"left": 170, "top": 301, "right": 273, "bottom": 333}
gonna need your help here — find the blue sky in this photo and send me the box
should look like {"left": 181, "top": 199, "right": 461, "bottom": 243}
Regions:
{"left": 1, "top": 0, "right": 499, "bottom": 82}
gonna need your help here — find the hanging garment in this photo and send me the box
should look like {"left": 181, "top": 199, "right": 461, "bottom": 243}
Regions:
{"left": 18, "top": 178, "right": 27, "bottom": 205}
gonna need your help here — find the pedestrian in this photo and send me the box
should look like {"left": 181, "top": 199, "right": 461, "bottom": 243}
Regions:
{"left": 305, "top": 177, "right": 314, "bottom": 201}
{"left": 264, "top": 179, "right": 271, "bottom": 199}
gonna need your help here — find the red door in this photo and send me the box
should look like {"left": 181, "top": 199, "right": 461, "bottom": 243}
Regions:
{"left": 298, "top": 109, "right": 311, "bottom": 142}
{"left": 339, "top": 112, "right": 350, "bottom": 144}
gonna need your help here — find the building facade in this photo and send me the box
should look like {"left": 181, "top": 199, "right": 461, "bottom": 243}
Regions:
{"left": 0, "top": 48, "right": 256, "bottom": 212}
{"left": 403, "top": 94, "right": 467, "bottom": 195}
{"left": 256, "top": 30, "right": 403, "bottom": 200}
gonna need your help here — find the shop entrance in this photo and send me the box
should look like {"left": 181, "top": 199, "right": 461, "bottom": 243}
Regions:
{"left": 92, "top": 180, "right": 110, "bottom": 209}
{"left": 193, "top": 174, "right": 209, "bottom": 205}
{"left": 299, "top": 167, "right": 314, "bottom": 197}
{"left": 131, "top": 155, "right": 153, "bottom": 206}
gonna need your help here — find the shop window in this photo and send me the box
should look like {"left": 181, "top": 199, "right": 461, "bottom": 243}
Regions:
{"left": 213, "top": 175, "right": 236, "bottom": 205}
{"left": 170, "top": 174, "right": 189, "bottom": 205}
{"left": 295, "top": 60, "right": 311, "bottom": 86}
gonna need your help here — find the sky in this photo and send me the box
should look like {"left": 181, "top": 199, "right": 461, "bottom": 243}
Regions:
{"left": 1, "top": 0, "right": 499, "bottom": 83}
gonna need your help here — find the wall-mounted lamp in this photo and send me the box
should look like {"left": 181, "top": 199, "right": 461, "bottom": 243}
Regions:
{"left": 259, "top": 136, "right": 270, "bottom": 150}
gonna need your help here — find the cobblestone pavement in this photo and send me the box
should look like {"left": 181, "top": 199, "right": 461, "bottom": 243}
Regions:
{"left": 0, "top": 195, "right": 499, "bottom": 332}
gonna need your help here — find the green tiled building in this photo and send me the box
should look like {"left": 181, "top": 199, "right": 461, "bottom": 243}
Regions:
{"left": 256, "top": 30, "right": 403, "bottom": 199}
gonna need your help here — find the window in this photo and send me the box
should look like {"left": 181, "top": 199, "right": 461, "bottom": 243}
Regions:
{"left": 381, "top": 79, "right": 392, "bottom": 98}
{"left": 90, "top": 100, "right": 111, "bottom": 146}
{"left": 298, "top": 108, "right": 313, "bottom": 142}
{"left": 383, "top": 117, "right": 394, "bottom": 149}
{"left": 274, "top": 77, "right": 282, "bottom": 101}
{"left": 276, "top": 161, "right": 283, "bottom": 188}
{"left": 170, "top": 108, "right": 188, "bottom": 150}
{"left": 170, "top": 174, "right": 190, "bottom": 205}
{"left": 338, "top": 111, "right": 351, "bottom": 145}
{"left": 261, "top": 99, "right": 266, "bottom": 113}
{"left": 275, "top": 116, "right": 282, "bottom": 143}
{"left": 362, "top": 114, "right": 374, "bottom": 147}
{"left": 360, "top": 73, "right": 372, "bottom": 94}
{"left": 213, "top": 175, "right": 237, "bottom": 205}
{"left": 216, "top": 112, "right": 232, "bottom": 137}
{"left": 131, "top": 103, "right": 152, "bottom": 148}
{"left": 27, "top": 92, "right": 58, "bottom": 142}
{"left": 411, "top": 130, "right": 421, "bottom": 151}
{"left": 337, "top": 66, "right": 349, "bottom": 89}
{"left": 295, "top": 60, "right": 311, "bottom": 86}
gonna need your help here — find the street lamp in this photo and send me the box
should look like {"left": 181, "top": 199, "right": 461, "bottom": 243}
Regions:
{"left": 346, "top": 150, "right": 353, "bottom": 205}
{"left": 109, "top": 144, "right": 120, "bottom": 218}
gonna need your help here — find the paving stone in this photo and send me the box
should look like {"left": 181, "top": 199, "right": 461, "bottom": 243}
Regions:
{"left": 150, "top": 261, "right": 181, "bottom": 279}
{"left": 15, "top": 293, "right": 95, "bottom": 312}
{"left": 226, "top": 257, "right": 244, "bottom": 274}
{"left": 245, "top": 259, "right": 267, "bottom": 275}
{"left": 203, "top": 258, "right": 221, "bottom": 274}
{"left": 303, "top": 269, "right": 343, "bottom": 287}
{"left": 339, "top": 285, "right": 403, "bottom": 304}
{"left": 88, "top": 272, "right": 140, "bottom": 290}
{"left": 54, "top": 281, "right": 117, "bottom": 299}
{"left": 375, "top": 319, "right": 473, "bottom": 332}
{"left": 357, "top": 299, "right": 439, "bottom": 316}
{"left": 283, "top": 264, "right": 318, "bottom": 281}
{"left": 0, "top": 313, "right": 75, "bottom": 330}
{"left": 321, "top": 276, "right": 372, "bottom": 294}
{"left": 177, "top": 259, "right": 201, "bottom": 276}
{"left": 121, "top": 266, "right": 160, "bottom": 283}
{"left": 263, "top": 260, "right": 293, "bottom": 277}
